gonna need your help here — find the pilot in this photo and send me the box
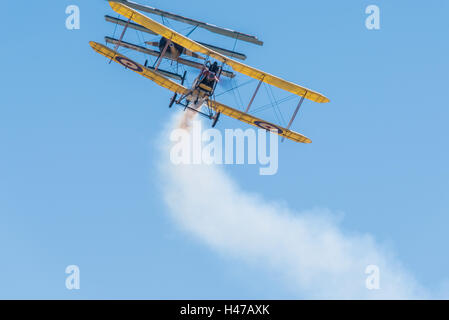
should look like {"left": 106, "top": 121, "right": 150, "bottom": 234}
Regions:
{"left": 209, "top": 61, "right": 219, "bottom": 74}
{"left": 199, "top": 61, "right": 220, "bottom": 90}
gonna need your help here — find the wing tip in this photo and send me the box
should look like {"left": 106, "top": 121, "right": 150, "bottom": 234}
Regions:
{"left": 89, "top": 41, "right": 104, "bottom": 53}
{"left": 109, "top": 0, "right": 123, "bottom": 11}
{"left": 317, "top": 95, "right": 330, "bottom": 103}
{"left": 299, "top": 136, "right": 312, "bottom": 143}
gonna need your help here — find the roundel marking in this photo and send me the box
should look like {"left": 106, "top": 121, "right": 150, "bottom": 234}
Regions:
{"left": 254, "top": 121, "right": 283, "bottom": 134}
{"left": 115, "top": 56, "right": 143, "bottom": 72}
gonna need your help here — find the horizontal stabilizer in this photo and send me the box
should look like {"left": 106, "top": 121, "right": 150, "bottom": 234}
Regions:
{"left": 109, "top": 0, "right": 263, "bottom": 46}
{"left": 105, "top": 15, "right": 156, "bottom": 35}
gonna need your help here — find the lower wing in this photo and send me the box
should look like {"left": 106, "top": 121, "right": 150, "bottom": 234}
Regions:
{"left": 208, "top": 100, "right": 312, "bottom": 143}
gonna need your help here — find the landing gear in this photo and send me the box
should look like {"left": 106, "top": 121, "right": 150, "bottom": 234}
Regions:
{"left": 169, "top": 93, "right": 177, "bottom": 108}
{"left": 212, "top": 112, "right": 221, "bottom": 128}
{"left": 181, "top": 71, "right": 187, "bottom": 85}
{"left": 168, "top": 71, "right": 187, "bottom": 108}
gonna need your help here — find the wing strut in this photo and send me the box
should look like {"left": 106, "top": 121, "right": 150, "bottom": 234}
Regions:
{"left": 109, "top": 17, "right": 132, "bottom": 63}
{"left": 245, "top": 79, "right": 263, "bottom": 113}
{"left": 282, "top": 94, "right": 306, "bottom": 142}
{"left": 154, "top": 39, "right": 170, "bottom": 71}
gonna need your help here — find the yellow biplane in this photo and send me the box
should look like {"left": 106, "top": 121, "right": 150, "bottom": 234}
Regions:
{"left": 90, "top": 0, "right": 330, "bottom": 143}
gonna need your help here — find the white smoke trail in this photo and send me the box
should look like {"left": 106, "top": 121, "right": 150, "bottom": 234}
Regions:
{"left": 157, "top": 112, "right": 428, "bottom": 299}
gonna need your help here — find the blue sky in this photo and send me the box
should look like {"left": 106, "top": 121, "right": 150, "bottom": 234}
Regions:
{"left": 0, "top": 0, "right": 448, "bottom": 298}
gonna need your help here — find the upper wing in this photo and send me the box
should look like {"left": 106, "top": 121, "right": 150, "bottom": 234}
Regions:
{"left": 89, "top": 41, "right": 189, "bottom": 95}
{"left": 109, "top": 1, "right": 330, "bottom": 104}
{"left": 208, "top": 100, "right": 312, "bottom": 143}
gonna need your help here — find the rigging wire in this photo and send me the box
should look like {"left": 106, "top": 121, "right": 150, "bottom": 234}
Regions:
{"left": 112, "top": 15, "right": 119, "bottom": 39}
{"left": 251, "top": 94, "right": 296, "bottom": 114}
{"left": 232, "top": 78, "right": 245, "bottom": 109}
{"left": 186, "top": 25, "right": 199, "bottom": 37}
{"left": 229, "top": 79, "right": 242, "bottom": 109}
{"left": 135, "top": 29, "right": 147, "bottom": 61}
{"left": 227, "top": 36, "right": 246, "bottom": 109}
{"left": 215, "top": 79, "right": 254, "bottom": 97}
{"left": 268, "top": 85, "right": 287, "bottom": 126}
{"left": 263, "top": 83, "right": 282, "bottom": 126}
